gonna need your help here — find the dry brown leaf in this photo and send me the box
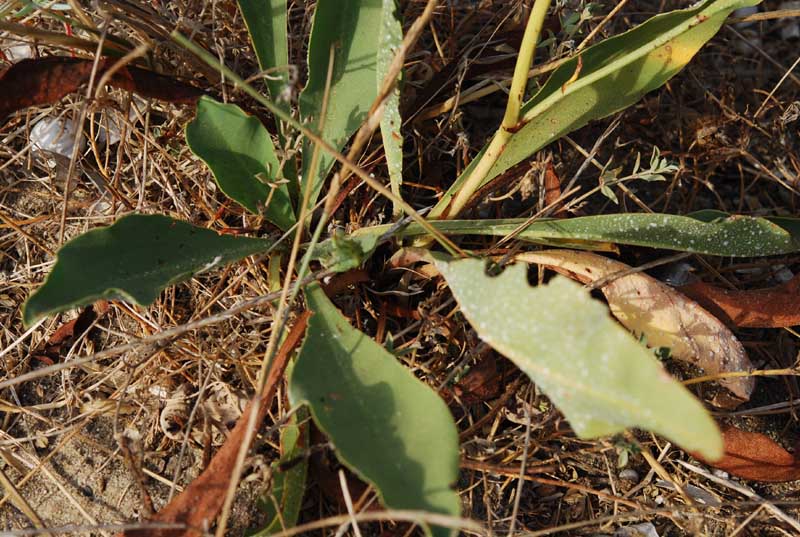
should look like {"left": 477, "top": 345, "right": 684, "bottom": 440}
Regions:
{"left": 442, "top": 354, "right": 504, "bottom": 405}
{"left": 517, "top": 250, "right": 754, "bottom": 405}
{"left": 0, "top": 57, "right": 205, "bottom": 121}
{"left": 697, "top": 425, "right": 800, "bottom": 482}
{"left": 321, "top": 268, "right": 370, "bottom": 297}
{"left": 31, "top": 300, "right": 108, "bottom": 364}
{"left": 543, "top": 162, "right": 566, "bottom": 217}
{"left": 680, "top": 275, "right": 800, "bottom": 328}
{"left": 122, "top": 311, "right": 311, "bottom": 537}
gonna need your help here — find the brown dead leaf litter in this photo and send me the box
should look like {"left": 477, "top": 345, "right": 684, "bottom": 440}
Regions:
{"left": 1, "top": 0, "right": 800, "bottom": 535}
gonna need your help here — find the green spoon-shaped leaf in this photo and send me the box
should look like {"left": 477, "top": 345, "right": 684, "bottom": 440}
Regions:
{"left": 23, "top": 214, "right": 272, "bottom": 326}
{"left": 186, "top": 96, "right": 295, "bottom": 230}
{"left": 436, "top": 256, "right": 722, "bottom": 461}
{"left": 290, "top": 285, "right": 460, "bottom": 537}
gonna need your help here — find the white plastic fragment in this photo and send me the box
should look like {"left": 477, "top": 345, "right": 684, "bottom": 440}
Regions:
{"left": 615, "top": 522, "right": 659, "bottom": 537}
{"left": 93, "top": 98, "right": 144, "bottom": 146}
{"left": 94, "top": 113, "right": 126, "bottom": 147}
{"left": 30, "top": 117, "right": 85, "bottom": 158}
{"left": 2, "top": 42, "right": 33, "bottom": 61}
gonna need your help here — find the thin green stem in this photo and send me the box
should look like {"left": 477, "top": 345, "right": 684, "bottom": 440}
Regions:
{"left": 444, "top": 0, "right": 551, "bottom": 219}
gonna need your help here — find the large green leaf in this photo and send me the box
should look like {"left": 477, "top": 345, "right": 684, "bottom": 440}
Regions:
{"left": 238, "top": 0, "right": 288, "bottom": 101}
{"left": 435, "top": 257, "right": 722, "bottom": 460}
{"left": 299, "top": 0, "right": 382, "bottom": 206}
{"left": 377, "top": 0, "right": 404, "bottom": 215}
{"left": 431, "top": 0, "right": 760, "bottom": 217}
{"left": 290, "top": 285, "right": 460, "bottom": 537}
{"left": 313, "top": 212, "right": 800, "bottom": 271}
{"left": 186, "top": 96, "right": 295, "bottom": 230}
{"left": 23, "top": 215, "right": 272, "bottom": 326}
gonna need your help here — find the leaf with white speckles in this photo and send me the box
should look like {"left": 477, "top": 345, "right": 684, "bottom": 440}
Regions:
{"left": 377, "top": 0, "right": 404, "bottom": 216}
{"left": 518, "top": 250, "right": 753, "bottom": 407}
{"left": 436, "top": 255, "right": 723, "bottom": 461}
{"left": 314, "top": 212, "right": 800, "bottom": 272}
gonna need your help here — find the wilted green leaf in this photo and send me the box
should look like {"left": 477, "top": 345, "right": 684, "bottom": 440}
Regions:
{"left": 377, "top": 0, "right": 404, "bottom": 215}
{"left": 238, "top": 0, "right": 289, "bottom": 101}
{"left": 436, "top": 257, "right": 722, "bottom": 460}
{"left": 312, "top": 229, "right": 382, "bottom": 272}
{"left": 186, "top": 96, "right": 295, "bottom": 230}
{"left": 299, "top": 0, "right": 382, "bottom": 205}
{"left": 313, "top": 212, "right": 800, "bottom": 270}
{"left": 432, "top": 0, "right": 760, "bottom": 216}
{"left": 23, "top": 215, "right": 272, "bottom": 326}
{"left": 290, "top": 285, "right": 460, "bottom": 537}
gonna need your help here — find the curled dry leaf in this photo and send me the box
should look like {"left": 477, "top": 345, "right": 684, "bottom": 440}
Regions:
{"left": 517, "top": 250, "right": 754, "bottom": 405}
{"left": 0, "top": 57, "right": 205, "bottom": 121}
{"left": 122, "top": 311, "right": 310, "bottom": 537}
{"left": 680, "top": 275, "right": 800, "bottom": 328}
{"left": 160, "top": 385, "right": 190, "bottom": 442}
{"left": 697, "top": 425, "right": 800, "bottom": 482}
{"left": 543, "top": 162, "right": 566, "bottom": 217}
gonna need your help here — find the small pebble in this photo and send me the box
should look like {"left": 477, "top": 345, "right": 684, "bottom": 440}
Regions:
{"left": 780, "top": 2, "right": 800, "bottom": 40}
{"left": 615, "top": 522, "right": 659, "bottom": 537}
{"left": 733, "top": 6, "right": 759, "bottom": 28}
{"left": 774, "top": 265, "right": 794, "bottom": 284}
{"left": 618, "top": 468, "right": 639, "bottom": 482}
{"left": 712, "top": 468, "right": 730, "bottom": 479}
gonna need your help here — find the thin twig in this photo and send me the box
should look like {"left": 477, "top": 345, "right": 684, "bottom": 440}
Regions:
{"left": 0, "top": 270, "right": 331, "bottom": 392}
